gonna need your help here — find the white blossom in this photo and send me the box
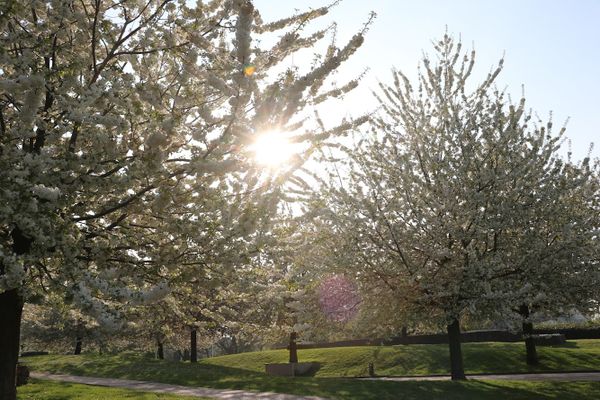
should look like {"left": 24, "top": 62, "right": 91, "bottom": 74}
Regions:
{"left": 31, "top": 184, "right": 61, "bottom": 202}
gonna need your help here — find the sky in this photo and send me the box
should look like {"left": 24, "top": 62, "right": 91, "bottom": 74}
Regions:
{"left": 253, "top": 0, "right": 600, "bottom": 162}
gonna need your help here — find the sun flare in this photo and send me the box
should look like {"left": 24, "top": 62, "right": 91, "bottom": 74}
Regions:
{"left": 251, "top": 131, "right": 297, "bottom": 167}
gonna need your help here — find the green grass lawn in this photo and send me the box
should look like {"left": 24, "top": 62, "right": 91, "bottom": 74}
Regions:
{"left": 204, "top": 339, "right": 600, "bottom": 377}
{"left": 21, "top": 340, "right": 600, "bottom": 399}
{"left": 18, "top": 379, "right": 205, "bottom": 400}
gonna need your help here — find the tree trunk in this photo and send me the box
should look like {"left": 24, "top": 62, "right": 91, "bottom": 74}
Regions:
{"left": 74, "top": 319, "right": 84, "bottom": 355}
{"left": 190, "top": 328, "right": 197, "bottom": 363}
{"left": 401, "top": 326, "right": 408, "bottom": 338}
{"left": 0, "top": 288, "right": 24, "bottom": 400}
{"left": 231, "top": 335, "right": 238, "bottom": 354}
{"left": 156, "top": 339, "right": 164, "bottom": 360}
{"left": 1, "top": 228, "right": 31, "bottom": 400}
{"left": 289, "top": 332, "right": 298, "bottom": 363}
{"left": 447, "top": 318, "right": 466, "bottom": 380}
{"left": 519, "top": 304, "right": 538, "bottom": 365}
{"left": 74, "top": 336, "right": 82, "bottom": 355}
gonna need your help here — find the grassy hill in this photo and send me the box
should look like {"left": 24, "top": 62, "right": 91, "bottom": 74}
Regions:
{"left": 20, "top": 340, "right": 600, "bottom": 400}
{"left": 202, "top": 340, "right": 600, "bottom": 377}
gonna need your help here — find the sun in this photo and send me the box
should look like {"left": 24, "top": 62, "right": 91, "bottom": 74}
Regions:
{"left": 251, "top": 131, "right": 297, "bottom": 167}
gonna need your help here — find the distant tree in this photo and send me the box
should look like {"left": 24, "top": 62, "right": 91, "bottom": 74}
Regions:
{"left": 20, "top": 296, "right": 118, "bottom": 355}
{"left": 486, "top": 159, "right": 599, "bottom": 365}
{"left": 274, "top": 212, "right": 405, "bottom": 342}
{"left": 0, "top": 1, "right": 369, "bottom": 397}
{"left": 20, "top": 299, "right": 88, "bottom": 354}
{"left": 315, "top": 34, "right": 599, "bottom": 379}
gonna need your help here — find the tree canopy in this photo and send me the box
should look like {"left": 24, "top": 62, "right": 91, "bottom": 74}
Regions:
{"left": 0, "top": 1, "right": 369, "bottom": 397}
{"left": 309, "top": 34, "right": 600, "bottom": 379}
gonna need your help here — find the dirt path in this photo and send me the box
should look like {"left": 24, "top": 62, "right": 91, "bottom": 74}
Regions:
{"left": 30, "top": 372, "right": 328, "bottom": 400}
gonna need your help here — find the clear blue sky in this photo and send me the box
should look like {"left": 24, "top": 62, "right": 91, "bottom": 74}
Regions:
{"left": 254, "top": 0, "right": 600, "bottom": 161}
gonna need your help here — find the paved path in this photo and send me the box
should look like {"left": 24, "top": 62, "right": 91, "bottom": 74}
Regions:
{"left": 30, "top": 372, "right": 328, "bottom": 400}
{"left": 363, "top": 371, "right": 600, "bottom": 382}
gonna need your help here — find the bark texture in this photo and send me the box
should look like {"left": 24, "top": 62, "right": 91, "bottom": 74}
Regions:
{"left": 190, "top": 329, "right": 197, "bottom": 363}
{"left": 0, "top": 228, "right": 31, "bottom": 400}
{"left": 74, "top": 319, "right": 84, "bottom": 355}
{"left": 157, "top": 339, "right": 164, "bottom": 360}
{"left": 0, "top": 289, "right": 24, "bottom": 400}
{"left": 447, "top": 318, "right": 466, "bottom": 380}
{"left": 520, "top": 304, "right": 539, "bottom": 365}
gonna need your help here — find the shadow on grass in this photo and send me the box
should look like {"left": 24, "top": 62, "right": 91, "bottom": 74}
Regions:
{"left": 459, "top": 342, "right": 598, "bottom": 375}
{"left": 548, "top": 341, "right": 579, "bottom": 349}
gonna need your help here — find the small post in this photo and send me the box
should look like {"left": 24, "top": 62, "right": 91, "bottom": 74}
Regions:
{"left": 368, "top": 362, "right": 375, "bottom": 377}
{"left": 289, "top": 332, "right": 298, "bottom": 363}
{"left": 156, "top": 338, "right": 164, "bottom": 360}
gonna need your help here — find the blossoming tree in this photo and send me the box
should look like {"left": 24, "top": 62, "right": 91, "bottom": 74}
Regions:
{"left": 316, "top": 34, "right": 599, "bottom": 380}
{"left": 484, "top": 160, "right": 599, "bottom": 365}
{"left": 0, "top": 0, "right": 368, "bottom": 397}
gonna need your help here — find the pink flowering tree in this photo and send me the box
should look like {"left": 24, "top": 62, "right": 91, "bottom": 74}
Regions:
{"left": 318, "top": 274, "right": 360, "bottom": 323}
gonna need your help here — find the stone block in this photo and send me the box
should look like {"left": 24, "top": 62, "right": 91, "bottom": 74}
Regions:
{"left": 533, "top": 333, "right": 566, "bottom": 346}
{"left": 265, "top": 362, "right": 320, "bottom": 377}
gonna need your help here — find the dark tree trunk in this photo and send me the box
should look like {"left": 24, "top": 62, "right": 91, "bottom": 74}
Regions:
{"left": 1, "top": 228, "right": 31, "bottom": 400}
{"left": 231, "top": 335, "right": 238, "bottom": 354}
{"left": 74, "top": 337, "right": 82, "bottom": 355}
{"left": 74, "top": 320, "right": 84, "bottom": 355}
{"left": 519, "top": 304, "right": 538, "bottom": 365}
{"left": 157, "top": 339, "right": 164, "bottom": 360}
{"left": 401, "top": 326, "right": 408, "bottom": 338}
{"left": 190, "top": 329, "right": 197, "bottom": 363}
{"left": 0, "top": 289, "right": 24, "bottom": 400}
{"left": 447, "top": 318, "right": 466, "bottom": 380}
{"left": 289, "top": 332, "right": 298, "bottom": 363}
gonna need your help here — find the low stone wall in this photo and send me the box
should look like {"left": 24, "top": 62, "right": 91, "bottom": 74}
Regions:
{"left": 294, "top": 330, "right": 522, "bottom": 349}
{"left": 533, "top": 333, "right": 566, "bottom": 346}
{"left": 533, "top": 327, "right": 600, "bottom": 340}
{"left": 20, "top": 351, "right": 49, "bottom": 357}
{"left": 290, "top": 328, "right": 600, "bottom": 350}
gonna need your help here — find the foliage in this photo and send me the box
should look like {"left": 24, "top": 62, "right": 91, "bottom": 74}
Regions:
{"left": 0, "top": 6, "right": 374, "bottom": 395}
{"left": 309, "top": 33, "right": 599, "bottom": 336}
